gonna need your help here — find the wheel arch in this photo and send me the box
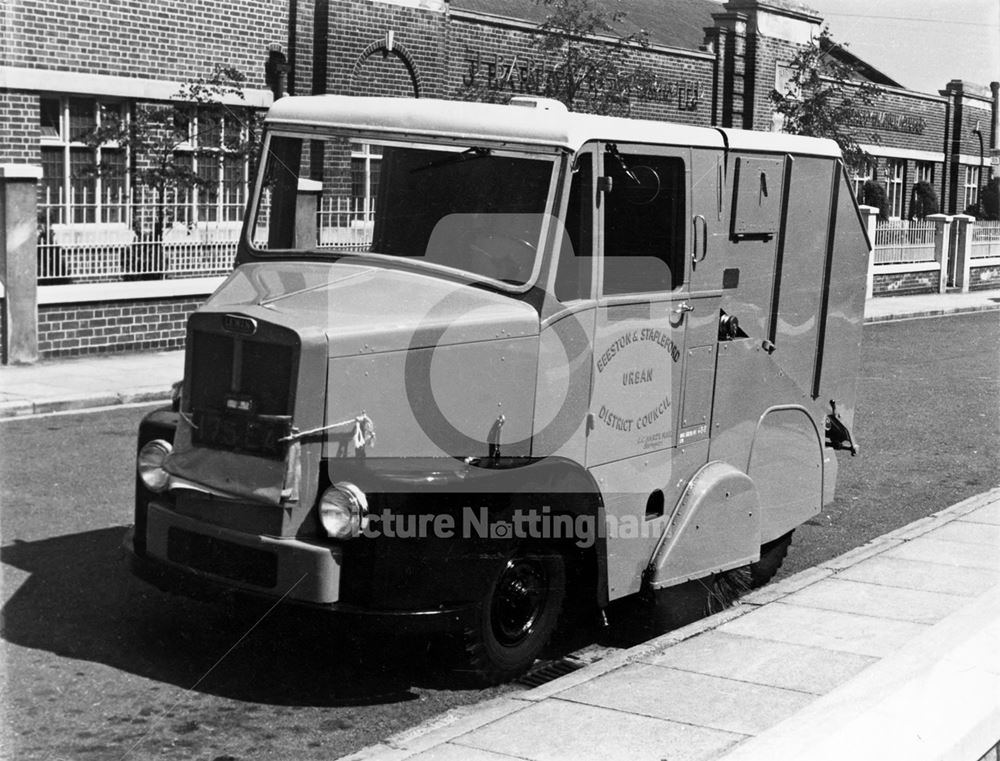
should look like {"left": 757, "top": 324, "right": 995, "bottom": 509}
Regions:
{"left": 645, "top": 460, "right": 761, "bottom": 591}
{"left": 747, "top": 404, "right": 825, "bottom": 544}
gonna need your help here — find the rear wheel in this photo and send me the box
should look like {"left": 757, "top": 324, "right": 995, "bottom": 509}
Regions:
{"left": 749, "top": 530, "right": 794, "bottom": 588}
{"left": 458, "top": 550, "right": 566, "bottom": 685}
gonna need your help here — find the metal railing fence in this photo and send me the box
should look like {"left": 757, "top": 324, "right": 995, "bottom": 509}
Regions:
{"left": 37, "top": 186, "right": 241, "bottom": 282}
{"left": 872, "top": 219, "right": 937, "bottom": 265}
{"left": 970, "top": 220, "right": 1000, "bottom": 259}
{"left": 251, "top": 193, "right": 374, "bottom": 251}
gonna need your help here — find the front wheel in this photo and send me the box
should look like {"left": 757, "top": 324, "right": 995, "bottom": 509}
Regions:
{"left": 458, "top": 550, "right": 566, "bottom": 685}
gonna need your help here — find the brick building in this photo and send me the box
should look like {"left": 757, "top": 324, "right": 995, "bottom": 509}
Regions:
{"left": 1, "top": 0, "right": 998, "bottom": 361}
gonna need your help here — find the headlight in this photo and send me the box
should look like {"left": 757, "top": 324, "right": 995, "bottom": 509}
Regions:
{"left": 318, "top": 482, "right": 369, "bottom": 540}
{"left": 137, "top": 439, "right": 173, "bottom": 492}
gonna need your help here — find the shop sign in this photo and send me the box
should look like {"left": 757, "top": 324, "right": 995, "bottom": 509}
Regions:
{"left": 849, "top": 110, "right": 926, "bottom": 135}
{"left": 462, "top": 51, "right": 702, "bottom": 112}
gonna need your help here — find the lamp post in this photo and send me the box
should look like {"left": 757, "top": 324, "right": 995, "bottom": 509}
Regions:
{"left": 973, "top": 120, "right": 984, "bottom": 216}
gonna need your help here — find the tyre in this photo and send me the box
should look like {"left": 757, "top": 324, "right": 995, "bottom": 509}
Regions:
{"left": 458, "top": 550, "right": 566, "bottom": 685}
{"left": 748, "top": 530, "right": 793, "bottom": 588}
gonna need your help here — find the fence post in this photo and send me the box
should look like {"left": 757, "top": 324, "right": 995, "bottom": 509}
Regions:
{"left": 858, "top": 205, "right": 879, "bottom": 299}
{"left": 926, "top": 213, "right": 951, "bottom": 294}
{"left": 1, "top": 165, "right": 42, "bottom": 364}
{"left": 950, "top": 214, "right": 975, "bottom": 292}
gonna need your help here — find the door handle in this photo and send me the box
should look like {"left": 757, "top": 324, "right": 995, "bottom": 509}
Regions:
{"left": 692, "top": 215, "right": 708, "bottom": 264}
{"left": 673, "top": 302, "right": 694, "bottom": 315}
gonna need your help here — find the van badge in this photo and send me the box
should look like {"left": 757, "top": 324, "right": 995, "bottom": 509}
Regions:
{"left": 223, "top": 314, "right": 257, "bottom": 336}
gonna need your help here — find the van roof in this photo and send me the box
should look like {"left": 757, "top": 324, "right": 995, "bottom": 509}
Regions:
{"left": 265, "top": 95, "right": 842, "bottom": 159}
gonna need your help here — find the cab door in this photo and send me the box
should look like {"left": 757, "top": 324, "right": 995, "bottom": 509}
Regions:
{"left": 586, "top": 144, "right": 691, "bottom": 467}
{"left": 584, "top": 143, "right": 723, "bottom": 600}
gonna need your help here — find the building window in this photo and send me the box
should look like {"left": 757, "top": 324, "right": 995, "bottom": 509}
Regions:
{"left": 849, "top": 160, "right": 873, "bottom": 200}
{"left": 964, "top": 165, "right": 981, "bottom": 211}
{"left": 915, "top": 162, "right": 933, "bottom": 185}
{"left": 38, "top": 96, "right": 127, "bottom": 225}
{"left": 350, "top": 142, "right": 382, "bottom": 213}
{"left": 886, "top": 159, "right": 905, "bottom": 218}
{"left": 173, "top": 106, "right": 249, "bottom": 224}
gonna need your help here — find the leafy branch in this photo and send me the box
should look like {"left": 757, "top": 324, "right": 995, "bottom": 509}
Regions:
{"left": 82, "top": 65, "right": 261, "bottom": 201}
{"left": 771, "top": 28, "right": 882, "bottom": 170}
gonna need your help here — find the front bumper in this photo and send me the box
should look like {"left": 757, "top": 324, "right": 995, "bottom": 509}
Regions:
{"left": 124, "top": 518, "right": 477, "bottom": 636}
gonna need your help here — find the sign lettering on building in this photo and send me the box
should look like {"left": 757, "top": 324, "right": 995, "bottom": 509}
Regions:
{"left": 462, "top": 51, "right": 702, "bottom": 112}
{"left": 849, "top": 109, "right": 926, "bottom": 135}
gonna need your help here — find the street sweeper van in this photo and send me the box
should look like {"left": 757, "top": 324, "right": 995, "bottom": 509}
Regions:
{"left": 127, "top": 94, "right": 867, "bottom": 683}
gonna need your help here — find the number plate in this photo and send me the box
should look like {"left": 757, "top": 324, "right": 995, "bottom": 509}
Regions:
{"left": 192, "top": 410, "right": 292, "bottom": 459}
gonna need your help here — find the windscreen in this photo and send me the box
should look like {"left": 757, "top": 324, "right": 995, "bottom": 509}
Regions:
{"left": 251, "top": 133, "right": 558, "bottom": 286}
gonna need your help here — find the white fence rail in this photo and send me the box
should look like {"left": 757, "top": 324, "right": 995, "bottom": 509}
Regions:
{"left": 970, "top": 220, "right": 1000, "bottom": 260}
{"left": 38, "top": 187, "right": 240, "bottom": 282}
{"left": 872, "top": 220, "right": 937, "bottom": 264}
{"left": 251, "top": 194, "right": 374, "bottom": 251}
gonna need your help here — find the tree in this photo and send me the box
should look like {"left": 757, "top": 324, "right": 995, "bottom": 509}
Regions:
{"left": 531, "top": 0, "right": 655, "bottom": 115}
{"left": 83, "top": 65, "right": 261, "bottom": 238}
{"left": 771, "top": 28, "right": 882, "bottom": 170}
{"left": 461, "top": 0, "right": 657, "bottom": 116}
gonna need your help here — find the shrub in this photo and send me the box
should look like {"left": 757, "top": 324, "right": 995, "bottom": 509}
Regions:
{"left": 982, "top": 177, "right": 999, "bottom": 221}
{"left": 861, "top": 180, "right": 889, "bottom": 219}
{"left": 909, "top": 181, "right": 939, "bottom": 219}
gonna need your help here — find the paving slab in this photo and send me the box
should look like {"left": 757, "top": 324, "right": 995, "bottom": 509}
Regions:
{"left": 884, "top": 536, "right": 1000, "bottom": 570}
{"left": 452, "top": 699, "right": 743, "bottom": 761}
{"left": 641, "top": 630, "right": 876, "bottom": 695}
{"left": 834, "top": 554, "right": 1000, "bottom": 597}
{"left": 715, "top": 586, "right": 1000, "bottom": 761}
{"left": 932, "top": 519, "right": 1000, "bottom": 546}
{"left": 817, "top": 537, "right": 905, "bottom": 571}
{"left": 410, "top": 744, "right": 520, "bottom": 761}
{"left": 737, "top": 565, "right": 834, "bottom": 606}
{"left": 779, "top": 576, "right": 968, "bottom": 624}
{"left": 964, "top": 501, "right": 1000, "bottom": 525}
{"left": 555, "top": 662, "right": 813, "bottom": 736}
{"left": 717, "top": 601, "right": 931, "bottom": 657}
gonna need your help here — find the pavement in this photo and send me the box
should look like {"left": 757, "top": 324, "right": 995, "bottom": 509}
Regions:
{"left": 344, "top": 488, "right": 1000, "bottom": 761}
{"left": 1, "top": 289, "right": 999, "bottom": 761}
{"left": 1, "top": 289, "right": 998, "bottom": 418}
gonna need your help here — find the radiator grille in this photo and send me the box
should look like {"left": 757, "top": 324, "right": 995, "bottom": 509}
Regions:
{"left": 187, "top": 321, "right": 298, "bottom": 458}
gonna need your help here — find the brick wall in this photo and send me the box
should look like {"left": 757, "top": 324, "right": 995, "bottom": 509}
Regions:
{"left": 747, "top": 33, "right": 802, "bottom": 132}
{"left": 294, "top": 3, "right": 716, "bottom": 122}
{"left": 322, "top": 0, "right": 449, "bottom": 99}
{"left": 37, "top": 296, "right": 205, "bottom": 358}
{"left": 851, "top": 87, "right": 948, "bottom": 154}
{"left": 871, "top": 270, "right": 939, "bottom": 297}
{"left": 7, "top": 0, "right": 286, "bottom": 86}
{"left": 0, "top": 93, "right": 40, "bottom": 164}
{"left": 449, "top": 14, "right": 715, "bottom": 124}
{"left": 969, "top": 265, "right": 1000, "bottom": 291}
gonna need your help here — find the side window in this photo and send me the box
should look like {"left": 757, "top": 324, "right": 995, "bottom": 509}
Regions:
{"left": 555, "top": 153, "right": 593, "bottom": 301}
{"left": 602, "top": 151, "right": 685, "bottom": 295}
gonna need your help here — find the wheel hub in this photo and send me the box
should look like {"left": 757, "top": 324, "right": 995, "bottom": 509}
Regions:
{"left": 492, "top": 558, "right": 547, "bottom": 647}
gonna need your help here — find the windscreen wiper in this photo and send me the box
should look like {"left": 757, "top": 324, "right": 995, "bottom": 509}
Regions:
{"left": 411, "top": 146, "right": 492, "bottom": 173}
{"left": 606, "top": 142, "right": 639, "bottom": 184}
